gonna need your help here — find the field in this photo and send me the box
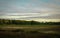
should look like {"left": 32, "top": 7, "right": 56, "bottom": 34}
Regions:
{"left": 0, "top": 25, "right": 60, "bottom": 38}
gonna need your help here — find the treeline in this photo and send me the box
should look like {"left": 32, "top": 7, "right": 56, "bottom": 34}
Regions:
{"left": 0, "top": 19, "right": 60, "bottom": 25}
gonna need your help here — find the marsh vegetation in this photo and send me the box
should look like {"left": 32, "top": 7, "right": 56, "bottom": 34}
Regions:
{"left": 0, "top": 19, "right": 60, "bottom": 38}
{"left": 0, "top": 25, "right": 60, "bottom": 38}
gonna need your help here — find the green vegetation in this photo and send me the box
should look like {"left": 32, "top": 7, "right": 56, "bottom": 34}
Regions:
{"left": 0, "top": 19, "right": 60, "bottom": 38}
{"left": 0, "top": 26, "right": 60, "bottom": 38}
{"left": 0, "top": 19, "right": 60, "bottom": 25}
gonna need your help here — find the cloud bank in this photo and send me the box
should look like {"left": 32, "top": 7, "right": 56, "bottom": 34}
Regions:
{"left": 0, "top": 0, "right": 60, "bottom": 21}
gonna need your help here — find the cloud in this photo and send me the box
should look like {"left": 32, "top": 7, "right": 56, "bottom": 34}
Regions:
{"left": 0, "top": 0, "right": 60, "bottom": 21}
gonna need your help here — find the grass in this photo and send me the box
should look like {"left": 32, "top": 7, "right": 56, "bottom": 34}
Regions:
{"left": 0, "top": 25, "right": 60, "bottom": 38}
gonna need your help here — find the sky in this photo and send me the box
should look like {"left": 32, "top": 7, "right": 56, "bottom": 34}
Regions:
{"left": 0, "top": 0, "right": 60, "bottom": 22}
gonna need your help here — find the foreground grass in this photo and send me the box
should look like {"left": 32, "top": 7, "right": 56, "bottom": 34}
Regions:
{"left": 0, "top": 25, "right": 60, "bottom": 38}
